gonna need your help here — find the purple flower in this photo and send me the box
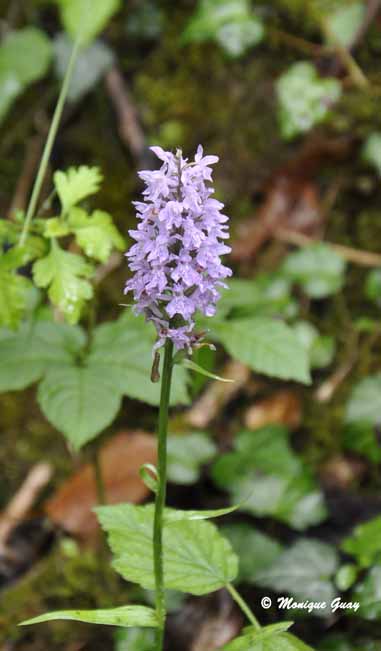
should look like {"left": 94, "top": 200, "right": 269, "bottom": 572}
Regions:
{"left": 125, "top": 145, "right": 231, "bottom": 352}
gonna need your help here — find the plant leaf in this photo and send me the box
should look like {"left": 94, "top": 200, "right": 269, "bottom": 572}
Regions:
{"left": 0, "top": 27, "right": 52, "bottom": 124}
{"left": 341, "top": 516, "right": 381, "bottom": 568}
{"left": 54, "top": 166, "right": 103, "bottom": 214}
{"left": 88, "top": 311, "right": 189, "bottom": 406}
{"left": 181, "top": 358, "right": 234, "bottom": 382}
{"left": 282, "top": 244, "right": 346, "bottom": 299}
{"left": 222, "top": 523, "right": 283, "bottom": 583}
{"left": 33, "top": 242, "right": 93, "bottom": 324}
{"left": 215, "top": 318, "right": 310, "bottom": 384}
{"left": 37, "top": 362, "right": 122, "bottom": 449}
{"left": 0, "top": 319, "right": 85, "bottom": 391}
{"left": 256, "top": 539, "right": 339, "bottom": 616}
{"left": 0, "top": 269, "right": 32, "bottom": 329}
{"left": 222, "top": 631, "right": 313, "bottom": 651}
{"left": 96, "top": 503, "right": 238, "bottom": 595}
{"left": 345, "top": 374, "right": 381, "bottom": 426}
{"left": 56, "top": 0, "right": 121, "bottom": 46}
{"left": 20, "top": 605, "right": 157, "bottom": 628}
{"left": 68, "top": 207, "right": 125, "bottom": 262}
{"left": 167, "top": 432, "right": 217, "bottom": 485}
{"left": 352, "top": 565, "right": 381, "bottom": 621}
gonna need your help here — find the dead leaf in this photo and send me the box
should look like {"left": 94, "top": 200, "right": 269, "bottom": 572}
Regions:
{"left": 45, "top": 431, "right": 156, "bottom": 541}
{"left": 244, "top": 390, "right": 301, "bottom": 431}
{"left": 320, "top": 455, "right": 366, "bottom": 490}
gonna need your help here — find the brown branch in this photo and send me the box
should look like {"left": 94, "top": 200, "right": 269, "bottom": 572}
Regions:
{"left": 8, "top": 134, "right": 44, "bottom": 218}
{"left": 276, "top": 228, "right": 381, "bottom": 267}
{"left": 105, "top": 66, "right": 145, "bottom": 163}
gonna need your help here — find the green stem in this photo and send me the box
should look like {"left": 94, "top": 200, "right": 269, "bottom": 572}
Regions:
{"left": 18, "top": 37, "right": 81, "bottom": 247}
{"left": 153, "top": 339, "right": 174, "bottom": 650}
{"left": 227, "top": 583, "right": 261, "bottom": 630}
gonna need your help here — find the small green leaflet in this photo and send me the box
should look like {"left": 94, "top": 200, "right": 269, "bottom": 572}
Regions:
{"left": 256, "top": 539, "right": 339, "bottom": 616}
{"left": 0, "top": 269, "right": 31, "bottom": 329}
{"left": 222, "top": 631, "right": 313, "bottom": 651}
{"left": 115, "top": 628, "right": 156, "bottom": 651}
{"left": 293, "top": 321, "right": 335, "bottom": 369}
{"left": 276, "top": 62, "right": 341, "bottom": 140}
{"left": 324, "top": 2, "right": 365, "bottom": 48}
{"left": 215, "top": 318, "right": 310, "bottom": 384}
{"left": 345, "top": 374, "right": 381, "bottom": 426}
{"left": 33, "top": 242, "right": 93, "bottom": 324}
{"left": 363, "top": 133, "right": 381, "bottom": 176}
{"left": 0, "top": 27, "right": 52, "bottom": 124}
{"left": 96, "top": 503, "right": 238, "bottom": 595}
{"left": 87, "top": 311, "right": 189, "bottom": 406}
{"left": 181, "top": 358, "right": 234, "bottom": 383}
{"left": 164, "top": 504, "right": 240, "bottom": 522}
{"left": 38, "top": 363, "right": 122, "bottom": 450}
{"left": 0, "top": 319, "right": 85, "bottom": 392}
{"left": 68, "top": 207, "right": 125, "bottom": 262}
{"left": 56, "top": 0, "right": 121, "bottom": 45}
{"left": 167, "top": 432, "right": 217, "bottom": 485}
{"left": 54, "top": 166, "right": 103, "bottom": 214}
{"left": 341, "top": 516, "right": 381, "bottom": 568}
{"left": 20, "top": 605, "right": 157, "bottom": 628}
{"left": 353, "top": 565, "right": 381, "bottom": 621}
{"left": 282, "top": 244, "right": 346, "bottom": 299}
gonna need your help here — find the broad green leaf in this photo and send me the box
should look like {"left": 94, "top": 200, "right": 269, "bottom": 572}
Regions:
{"left": 221, "top": 625, "right": 313, "bottom": 651}
{"left": 222, "top": 523, "right": 283, "bottom": 583}
{"left": 56, "top": 0, "right": 121, "bottom": 45}
{"left": 365, "top": 268, "right": 381, "bottom": 305}
{"left": 335, "top": 564, "right": 358, "bottom": 591}
{"left": 0, "top": 27, "right": 52, "bottom": 123}
{"left": 277, "top": 62, "right": 341, "bottom": 140}
{"left": 345, "top": 374, "right": 381, "bottom": 426}
{"left": 38, "top": 362, "right": 122, "bottom": 449}
{"left": 20, "top": 605, "right": 157, "bottom": 628}
{"left": 68, "top": 207, "right": 125, "bottom": 262}
{"left": 183, "top": 0, "right": 264, "bottom": 57}
{"left": 293, "top": 321, "right": 335, "bottom": 369}
{"left": 341, "top": 516, "right": 381, "bottom": 568}
{"left": 0, "top": 269, "right": 31, "bottom": 329}
{"left": 88, "top": 311, "right": 189, "bottom": 406}
{"left": 215, "top": 318, "right": 311, "bottom": 384}
{"left": 115, "top": 628, "right": 156, "bottom": 651}
{"left": 325, "top": 2, "right": 365, "bottom": 47}
{"left": 96, "top": 504, "right": 238, "bottom": 595}
{"left": 342, "top": 423, "right": 381, "bottom": 464}
{"left": 363, "top": 133, "right": 381, "bottom": 176}
{"left": 211, "top": 428, "right": 326, "bottom": 530}
{"left": 54, "top": 166, "right": 103, "bottom": 214}
{"left": 167, "top": 432, "right": 217, "bottom": 485}
{"left": 282, "top": 244, "right": 346, "bottom": 298}
{"left": 53, "top": 33, "right": 114, "bottom": 103}
{"left": 0, "top": 319, "right": 85, "bottom": 391}
{"left": 33, "top": 242, "right": 93, "bottom": 324}
{"left": 256, "top": 539, "right": 339, "bottom": 615}
{"left": 352, "top": 565, "right": 381, "bottom": 620}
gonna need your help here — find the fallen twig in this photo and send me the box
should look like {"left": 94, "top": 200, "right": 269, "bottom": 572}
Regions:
{"left": 105, "top": 66, "right": 145, "bottom": 163}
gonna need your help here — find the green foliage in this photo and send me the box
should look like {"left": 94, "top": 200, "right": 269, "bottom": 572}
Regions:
{"left": 0, "top": 319, "right": 85, "bottom": 392}
{"left": 294, "top": 321, "right": 335, "bottom": 369}
{"left": 212, "top": 427, "right": 326, "bottom": 529}
{"left": 352, "top": 566, "right": 381, "bottom": 620}
{"left": 0, "top": 268, "right": 32, "bottom": 330}
{"left": 87, "top": 311, "right": 190, "bottom": 406}
{"left": 96, "top": 503, "right": 238, "bottom": 595}
{"left": 183, "top": 0, "right": 264, "bottom": 58}
{"left": 222, "top": 523, "right": 283, "bottom": 583}
{"left": 221, "top": 623, "right": 313, "bottom": 651}
{"left": 53, "top": 33, "right": 114, "bottom": 103}
{"left": 365, "top": 268, "right": 381, "bottom": 305}
{"left": 215, "top": 318, "right": 311, "bottom": 384}
{"left": 342, "top": 423, "right": 381, "bottom": 464}
{"left": 345, "top": 374, "right": 381, "bottom": 426}
{"left": 115, "top": 628, "right": 156, "bottom": 651}
{"left": 276, "top": 62, "right": 341, "bottom": 140}
{"left": 68, "top": 208, "right": 125, "bottom": 262}
{"left": 0, "top": 27, "right": 52, "bottom": 124}
{"left": 335, "top": 564, "right": 358, "bottom": 591}
{"left": 20, "top": 605, "right": 157, "bottom": 628}
{"left": 257, "top": 539, "right": 339, "bottom": 614}
{"left": 362, "top": 133, "right": 381, "bottom": 176}
{"left": 56, "top": 0, "right": 122, "bottom": 46}
{"left": 37, "top": 363, "right": 122, "bottom": 450}
{"left": 341, "top": 516, "right": 381, "bottom": 568}
{"left": 282, "top": 244, "right": 346, "bottom": 298}
{"left": 33, "top": 241, "right": 93, "bottom": 324}
{"left": 324, "top": 2, "right": 365, "bottom": 47}
{"left": 167, "top": 432, "right": 217, "bottom": 485}
{"left": 54, "top": 166, "right": 103, "bottom": 214}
